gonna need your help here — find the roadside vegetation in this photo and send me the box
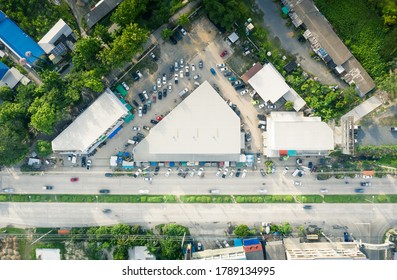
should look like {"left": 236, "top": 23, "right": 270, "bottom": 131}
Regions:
{"left": 314, "top": 0, "right": 397, "bottom": 83}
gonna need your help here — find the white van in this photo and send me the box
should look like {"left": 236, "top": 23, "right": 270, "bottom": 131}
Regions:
{"left": 71, "top": 154, "right": 77, "bottom": 164}
{"left": 292, "top": 168, "right": 300, "bottom": 177}
{"left": 209, "top": 189, "right": 219, "bottom": 194}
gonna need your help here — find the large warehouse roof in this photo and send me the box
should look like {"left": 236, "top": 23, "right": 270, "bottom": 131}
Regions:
{"left": 133, "top": 81, "right": 241, "bottom": 162}
{"left": 248, "top": 63, "right": 290, "bottom": 103}
{"left": 52, "top": 88, "right": 129, "bottom": 153}
{"left": 266, "top": 112, "right": 334, "bottom": 151}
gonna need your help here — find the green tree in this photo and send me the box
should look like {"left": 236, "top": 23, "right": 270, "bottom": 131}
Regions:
{"left": 28, "top": 98, "right": 59, "bottom": 134}
{"left": 203, "top": 0, "right": 243, "bottom": 32}
{"left": 0, "top": 86, "right": 14, "bottom": 101}
{"left": 36, "top": 140, "right": 52, "bottom": 157}
{"left": 379, "top": 71, "right": 397, "bottom": 100}
{"left": 72, "top": 37, "right": 103, "bottom": 71}
{"left": 100, "top": 24, "right": 149, "bottom": 68}
{"left": 233, "top": 224, "right": 250, "bottom": 237}
{"left": 111, "top": 0, "right": 148, "bottom": 27}
{"left": 161, "top": 28, "right": 173, "bottom": 40}
{"left": 178, "top": 13, "right": 189, "bottom": 26}
{"left": 284, "top": 101, "right": 294, "bottom": 111}
{"left": 93, "top": 24, "right": 113, "bottom": 45}
{"left": 0, "top": 122, "right": 30, "bottom": 166}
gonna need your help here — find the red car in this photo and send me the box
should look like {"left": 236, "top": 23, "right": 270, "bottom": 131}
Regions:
{"left": 220, "top": 50, "right": 228, "bottom": 57}
{"left": 156, "top": 116, "right": 163, "bottom": 121}
{"left": 152, "top": 95, "right": 156, "bottom": 103}
{"left": 70, "top": 177, "right": 79, "bottom": 182}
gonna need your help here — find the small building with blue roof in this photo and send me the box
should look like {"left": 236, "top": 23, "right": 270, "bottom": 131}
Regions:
{"left": 0, "top": 11, "right": 45, "bottom": 65}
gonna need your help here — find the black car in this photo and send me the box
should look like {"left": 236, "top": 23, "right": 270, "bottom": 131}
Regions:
{"left": 154, "top": 166, "right": 160, "bottom": 175}
{"left": 170, "top": 35, "right": 177, "bottom": 45}
{"left": 235, "top": 168, "right": 241, "bottom": 177}
{"left": 81, "top": 156, "right": 86, "bottom": 167}
{"left": 199, "top": 60, "right": 203, "bottom": 68}
{"left": 355, "top": 188, "right": 365, "bottom": 193}
{"left": 163, "top": 88, "right": 167, "bottom": 98}
{"left": 224, "top": 71, "right": 233, "bottom": 77}
{"left": 137, "top": 132, "right": 144, "bottom": 138}
{"left": 142, "top": 104, "right": 147, "bottom": 114}
{"left": 133, "top": 100, "right": 139, "bottom": 107}
{"left": 99, "top": 189, "right": 110, "bottom": 194}
{"left": 104, "top": 173, "right": 113, "bottom": 177}
{"left": 175, "top": 31, "right": 182, "bottom": 40}
{"left": 151, "top": 120, "right": 158, "bottom": 124}
{"left": 177, "top": 168, "right": 183, "bottom": 177}
{"left": 234, "top": 84, "right": 246, "bottom": 91}
{"left": 132, "top": 72, "right": 139, "bottom": 81}
{"left": 360, "top": 182, "right": 371, "bottom": 187}
{"left": 303, "top": 205, "right": 312, "bottom": 210}
{"left": 260, "top": 169, "right": 266, "bottom": 177}
{"left": 170, "top": 65, "right": 175, "bottom": 73}
{"left": 138, "top": 93, "right": 145, "bottom": 103}
{"left": 158, "top": 91, "right": 162, "bottom": 100}
{"left": 132, "top": 136, "right": 140, "bottom": 142}
{"left": 102, "top": 209, "right": 111, "bottom": 213}
{"left": 308, "top": 162, "right": 313, "bottom": 169}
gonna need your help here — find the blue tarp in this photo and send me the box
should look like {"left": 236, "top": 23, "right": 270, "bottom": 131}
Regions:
{"left": 150, "top": 162, "right": 157, "bottom": 166}
{"left": 108, "top": 126, "right": 122, "bottom": 139}
{"left": 288, "top": 150, "right": 297, "bottom": 156}
{"left": 234, "top": 239, "right": 243, "bottom": 247}
{"left": 243, "top": 238, "right": 260, "bottom": 246}
{"left": 0, "top": 61, "right": 9, "bottom": 79}
{"left": 169, "top": 162, "right": 175, "bottom": 167}
{"left": 125, "top": 152, "right": 130, "bottom": 157}
{"left": 199, "top": 162, "right": 206, "bottom": 166}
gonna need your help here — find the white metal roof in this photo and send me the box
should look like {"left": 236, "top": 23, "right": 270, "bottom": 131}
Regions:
{"left": 52, "top": 88, "right": 129, "bottom": 153}
{"left": 267, "top": 112, "right": 334, "bottom": 151}
{"left": 0, "top": 67, "right": 23, "bottom": 89}
{"left": 248, "top": 63, "right": 290, "bottom": 103}
{"left": 133, "top": 81, "right": 241, "bottom": 162}
{"left": 228, "top": 32, "right": 239, "bottom": 43}
{"left": 38, "top": 19, "right": 73, "bottom": 54}
{"left": 283, "top": 88, "right": 306, "bottom": 111}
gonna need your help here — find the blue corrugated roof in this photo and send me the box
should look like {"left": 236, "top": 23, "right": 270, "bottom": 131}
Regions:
{"left": 243, "top": 238, "right": 260, "bottom": 246}
{"left": 0, "top": 61, "right": 9, "bottom": 79}
{"left": 0, "top": 11, "right": 45, "bottom": 64}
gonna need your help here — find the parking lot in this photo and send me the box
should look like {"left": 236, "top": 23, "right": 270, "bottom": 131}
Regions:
{"left": 63, "top": 15, "right": 274, "bottom": 171}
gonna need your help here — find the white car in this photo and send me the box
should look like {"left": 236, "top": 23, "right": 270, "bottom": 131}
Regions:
{"left": 222, "top": 168, "right": 228, "bottom": 178}
{"left": 363, "top": 175, "right": 372, "bottom": 179}
{"left": 165, "top": 168, "right": 172, "bottom": 177}
{"left": 216, "top": 63, "right": 225, "bottom": 68}
{"left": 134, "top": 168, "right": 142, "bottom": 177}
{"left": 197, "top": 168, "right": 204, "bottom": 177}
{"left": 223, "top": 240, "right": 230, "bottom": 248}
{"left": 157, "top": 78, "right": 161, "bottom": 88}
{"left": 143, "top": 90, "right": 149, "bottom": 100}
{"left": 229, "top": 169, "right": 235, "bottom": 177}
{"left": 320, "top": 188, "right": 328, "bottom": 193}
{"left": 180, "top": 58, "right": 184, "bottom": 67}
{"left": 259, "top": 103, "right": 266, "bottom": 109}
{"left": 179, "top": 70, "right": 184, "bottom": 78}
{"left": 136, "top": 70, "right": 143, "bottom": 78}
{"left": 241, "top": 169, "right": 247, "bottom": 178}
{"left": 190, "top": 169, "right": 196, "bottom": 177}
{"left": 220, "top": 67, "right": 228, "bottom": 72}
{"left": 180, "top": 28, "right": 187, "bottom": 36}
{"left": 144, "top": 177, "right": 152, "bottom": 182}
{"left": 193, "top": 74, "right": 200, "bottom": 80}
{"left": 162, "top": 75, "right": 167, "bottom": 85}
{"left": 132, "top": 126, "right": 140, "bottom": 131}
{"left": 138, "top": 106, "right": 143, "bottom": 117}
{"left": 122, "top": 82, "right": 129, "bottom": 90}
{"left": 216, "top": 168, "right": 222, "bottom": 177}
{"left": 240, "top": 89, "right": 249, "bottom": 95}
{"left": 174, "top": 73, "right": 179, "bottom": 83}
{"left": 168, "top": 82, "right": 172, "bottom": 92}
{"left": 294, "top": 181, "right": 302, "bottom": 186}
{"left": 258, "top": 189, "right": 268, "bottom": 194}
{"left": 139, "top": 189, "right": 149, "bottom": 194}
{"left": 191, "top": 64, "right": 196, "bottom": 71}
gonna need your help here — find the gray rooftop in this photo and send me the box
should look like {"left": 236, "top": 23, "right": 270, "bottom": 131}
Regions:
{"left": 84, "top": 0, "right": 123, "bottom": 29}
{"left": 133, "top": 81, "right": 241, "bottom": 162}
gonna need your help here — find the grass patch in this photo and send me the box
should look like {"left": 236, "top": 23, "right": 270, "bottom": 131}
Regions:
{"left": 324, "top": 195, "right": 397, "bottom": 203}
{"left": 235, "top": 196, "right": 266, "bottom": 203}
{"left": 295, "top": 195, "right": 324, "bottom": 203}
{"left": 264, "top": 195, "right": 295, "bottom": 203}
{"left": 180, "top": 195, "right": 233, "bottom": 203}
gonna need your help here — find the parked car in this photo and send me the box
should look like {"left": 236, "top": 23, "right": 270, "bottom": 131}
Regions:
{"left": 134, "top": 169, "right": 142, "bottom": 178}
{"left": 215, "top": 239, "right": 223, "bottom": 248}
{"left": 105, "top": 173, "right": 113, "bottom": 177}
{"left": 86, "top": 159, "right": 92, "bottom": 170}
{"left": 224, "top": 71, "right": 232, "bottom": 77}
{"left": 99, "top": 189, "right": 110, "bottom": 194}
{"left": 138, "top": 93, "right": 145, "bottom": 102}
{"left": 165, "top": 168, "right": 172, "bottom": 177}
{"left": 191, "top": 64, "right": 196, "bottom": 71}
{"left": 229, "top": 169, "right": 235, "bottom": 177}
{"left": 267, "top": 104, "right": 276, "bottom": 109}
{"left": 81, "top": 156, "right": 86, "bottom": 167}
{"left": 70, "top": 177, "right": 78, "bottom": 182}
{"left": 260, "top": 169, "right": 266, "bottom": 177}
{"left": 139, "top": 189, "right": 149, "bottom": 194}
{"left": 132, "top": 72, "right": 139, "bottom": 81}
{"left": 199, "top": 60, "right": 203, "bottom": 68}
{"left": 122, "top": 82, "right": 129, "bottom": 90}
{"left": 197, "top": 168, "right": 204, "bottom": 177}
{"left": 193, "top": 74, "right": 200, "bottom": 80}
{"left": 223, "top": 240, "right": 230, "bottom": 248}
{"left": 151, "top": 120, "right": 158, "bottom": 124}
{"left": 168, "top": 82, "right": 172, "bottom": 92}
{"left": 234, "top": 84, "right": 246, "bottom": 91}
{"left": 170, "top": 35, "right": 177, "bottom": 45}
{"left": 241, "top": 169, "right": 247, "bottom": 178}
{"left": 175, "top": 30, "right": 182, "bottom": 40}
{"left": 235, "top": 168, "right": 241, "bottom": 177}
{"left": 133, "top": 100, "right": 139, "bottom": 107}
{"left": 180, "top": 58, "right": 184, "bottom": 67}
{"left": 144, "top": 177, "right": 152, "bottom": 182}
{"left": 138, "top": 106, "right": 143, "bottom": 117}
{"left": 157, "top": 78, "right": 161, "bottom": 88}
{"left": 154, "top": 166, "right": 160, "bottom": 176}
{"left": 363, "top": 175, "right": 372, "bottom": 179}
{"left": 216, "top": 63, "right": 225, "bottom": 68}
{"left": 158, "top": 91, "right": 162, "bottom": 100}
{"left": 179, "top": 70, "right": 184, "bottom": 78}
{"left": 210, "top": 68, "right": 216, "bottom": 75}
{"left": 240, "top": 89, "right": 249, "bottom": 95}
{"left": 294, "top": 181, "right": 302, "bottom": 186}
{"left": 43, "top": 185, "right": 53, "bottom": 190}
{"left": 216, "top": 168, "right": 222, "bottom": 177}
{"left": 136, "top": 70, "right": 143, "bottom": 78}
{"left": 143, "top": 126, "right": 150, "bottom": 131}
{"left": 163, "top": 88, "right": 167, "bottom": 98}
{"left": 228, "top": 76, "right": 237, "bottom": 81}
{"left": 197, "top": 242, "right": 203, "bottom": 251}
{"left": 220, "top": 50, "right": 228, "bottom": 57}
{"left": 180, "top": 28, "right": 187, "bottom": 36}
{"left": 150, "top": 52, "right": 157, "bottom": 61}
{"left": 132, "top": 126, "right": 140, "bottom": 131}
{"left": 2, "top": 188, "right": 14, "bottom": 193}
{"left": 320, "top": 188, "right": 328, "bottom": 193}
{"left": 232, "top": 80, "right": 241, "bottom": 86}
{"left": 222, "top": 168, "right": 228, "bottom": 178}
{"left": 174, "top": 73, "right": 179, "bottom": 84}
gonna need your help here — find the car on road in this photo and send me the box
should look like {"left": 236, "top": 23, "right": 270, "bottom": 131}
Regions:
{"left": 216, "top": 168, "right": 222, "bottom": 177}
{"left": 210, "top": 68, "right": 216, "bottom": 75}
{"left": 199, "top": 60, "right": 203, "bottom": 68}
{"left": 151, "top": 119, "right": 158, "bottom": 124}
{"left": 86, "top": 159, "right": 92, "bottom": 170}
{"left": 70, "top": 177, "right": 78, "bottom": 182}
{"left": 241, "top": 169, "right": 247, "bottom": 178}
{"left": 320, "top": 188, "right": 328, "bottom": 193}
{"left": 355, "top": 188, "right": 365, "bottom": 193}
{"left": 139, "top": 189, "right": 150, "bottom": 194}
{"left": 294, "top": 181, "right": 302, "bottom": 186}
{"left": 222, "top": 168, "right": 228, "bottom": 178}
{"left": 220, "top": 50, "right": 228, "bottom": 57}
{"left": 122, "top": 82, "right": 129, "bottom": 91}
{"left": 102, "top": 209, "right": 111, "bottom": 213}
{"left": 132, "top": 126, "right": 140, "bottom": 131}
{"left": 260, "top": 169, "right": 266, "bottom": 177}
{"left": 361, "top": 182, "right": 371, "bottom": 187}
{"left": 258, "top": 189, "right": 267, "bottom": 194}
{"left": 105, "top": 173, "right": 113, "bottom": 177}
{"left": 235, "top": 168, "right": 241, "bottom": 177}
{"left": 180, "top": 28, "right": 187, "bottom": 36}
{"left": 99, "top": 189, "right": 110, "bottom": 194}
{"left": 165, "top": 168, "right": 172, "bottom": 177}
{"left": 363, "top": 175, "right": 372, "bottom": 179}
{"left": 144, "top": 177, "right": 153, "bottom": 182}
{"left": 303, "top": 205, "right": 312, "bottom": 210}
{"left": 43, "top": 185, "right": 53, "bottom": 190}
